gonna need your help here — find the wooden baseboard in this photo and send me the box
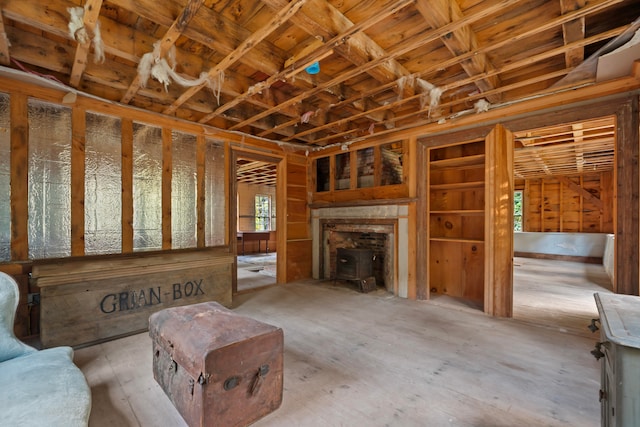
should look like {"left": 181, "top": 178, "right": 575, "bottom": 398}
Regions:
{"left": 514, "top": 251, "right": 603, "bottom": 264}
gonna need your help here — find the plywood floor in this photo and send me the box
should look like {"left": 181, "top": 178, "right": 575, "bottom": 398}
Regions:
{"left": 75, "top": 258, "right": 609, "bottom": 426}
{"left": 237, "top": 253, "right": 277, "bottom": 292}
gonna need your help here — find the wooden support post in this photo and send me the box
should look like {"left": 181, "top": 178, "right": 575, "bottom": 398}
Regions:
{"left": 121, "top": 118, "right": 133, "bottom": 252}
{"left": 559, "top": 178, "right": 564, "bottom": 232}
{"left": 484, "top": 124, "right": 514, "bottom": 317}
{"left": 10, "top": 93, "right": 28, "bottom": 261}
{"left": 162, "top": 128, "right": 172, "bottom": 250}
{"left": 349, "top": 148, "right": 357, "bottom": 190}
{"left": 523, "top": 180, "right": 530, "bottom": 231}
{"left": 373, "top": 145, "right": 382, "bottom": 187}
{"left": 406, "top": 201, "right": 417, "bottom": 299}
{"left": 615, "top": 98, "right": 639, "bottom": 295}
{"left": 196, "top": 135, "right": 205, "bottom": 248}
{"left": 415, "top": 141, "right": 428, "bottom": 300}
{"left": 540, "top": 180, "right": 545, "bottom": 231}
{"left": 71, "top": 108, "right": 86, "bottom": 256}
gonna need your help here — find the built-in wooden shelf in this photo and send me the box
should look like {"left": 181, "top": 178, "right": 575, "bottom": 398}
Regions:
{"left": 428, "top": 139, "right": 486, "bottom": 309}
{"left": 429, "top": 209, "right": 485, "bottom": 215}
{"left": 428, "top": 154, "right": 485, "bottom": 170}
{"left": 429, "top": 237, "right": 484, "bottom": 243}
{"left": 429, "top": 181, "right": 484, "bottom": 190}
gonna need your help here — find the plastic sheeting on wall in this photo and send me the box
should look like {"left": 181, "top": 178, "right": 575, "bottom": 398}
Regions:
{"left": 85, "top": 111, "right": 122, "bottom": 255}
{"left": 205, "top": 139, "right": 225, "bottom": 247}
{"left": 133, "top": 122, "right": 162, "bottom": 251}
{"left": 171, "top": 131, "right": 197, "bottom": 249}
{"left": 0, "top": 93, "right": 9, "bottom": 262}
{"left": 28, "top": 100, "right": 72, "bottom": 259}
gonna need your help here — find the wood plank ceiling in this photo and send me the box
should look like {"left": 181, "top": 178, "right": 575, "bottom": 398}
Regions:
{"left": 0, "top": 0, "right": 638, "bottom": 162}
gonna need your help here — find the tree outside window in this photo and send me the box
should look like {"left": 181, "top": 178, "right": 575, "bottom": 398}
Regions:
{"left": 255, "top": 194, "right": 271, "bottom": 231}
{"left": 514, "top": 190, "right": 523, "bottom": 232}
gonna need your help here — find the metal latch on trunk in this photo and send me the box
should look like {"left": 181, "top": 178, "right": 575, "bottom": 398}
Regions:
{"left": 250, "top": 364, "right": 270, "bottom": 396}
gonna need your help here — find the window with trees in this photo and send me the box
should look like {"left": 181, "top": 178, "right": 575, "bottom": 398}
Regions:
{"left": 514, "top": 190, "right": 523, "bottom": 231}
{"left": 255, "top": 194, "right": 271, "bottom": 231}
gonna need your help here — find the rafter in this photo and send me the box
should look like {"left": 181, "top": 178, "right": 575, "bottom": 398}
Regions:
{"left": 0, "top": 12, "right": 11, "bottom": 66}
{"left": 163, "top": 0, "right": 310, "bottom": 115}
{"left": 415, "top": 0, "right": 501, "bottom": 103}
{"left": 121, "top": 0, "right": 205, "bottom": 104}
{"left": 278, "top": 8, "right": 628, "bottom": 145}
{"left": 263, "top": 0, "right": 414, "bottom": 99}
{"left": 561, "top": 0, "right": 587, "bottom": 68}
{"left": 69, "top": 0, "right": 103, "bottom": 88}
{"left": 229, "top": 0, "right": 523, "bottom": 133}
{"left": 196, "top": 0, "right": 414, "bottom": 127}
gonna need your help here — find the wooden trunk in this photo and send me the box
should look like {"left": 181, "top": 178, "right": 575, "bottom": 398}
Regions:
{"left": 149, "top": 302, "right": 283, "bottom": 427}
{"left": 33, "top": 250, "right": 233, "bottom": 348}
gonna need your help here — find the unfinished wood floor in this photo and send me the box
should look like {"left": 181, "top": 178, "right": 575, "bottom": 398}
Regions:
{"left": 74, "top": 258, "right": 609, "bottom": 426}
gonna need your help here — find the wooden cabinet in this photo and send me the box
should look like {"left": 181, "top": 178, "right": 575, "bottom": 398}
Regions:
{"left": 594, "top": 292, "right": 640, "bottom": 427}
{"left": 428, "top": 140, "right": 486, "bottom": 307}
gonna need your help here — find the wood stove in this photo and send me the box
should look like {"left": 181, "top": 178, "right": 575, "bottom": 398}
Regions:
{"left": 335, "top": 248, "right": 374, "bottom": 291}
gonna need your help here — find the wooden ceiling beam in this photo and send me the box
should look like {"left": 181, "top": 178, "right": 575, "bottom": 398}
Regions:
{"left": 163, "top": 0, "right": 310, "bottom": 115}
{"left": 290, "top": 22, "right": 627, "bottom": 144}
{"left": 108, "top": 0, "right": 282, "bottom": 75}
{"left": 561, "top": 0, "right": 587, "bottom": 68}
{"left": 260, "top": 0, "right": 620, "bottom": 144}
{"left": 106, "top": 0, "right": 330, "bottom": 130}
{"left": 0, "top": 12, "right": 11, "bottom": 66}
{"left": 3, "top": 0, "right": 141, "bottom": 63}
{"left": 121, "top": 0, "right": 205, "bottom": 104}
{"left": 263, "top": 0, "right": 414, "bottom": 95}
{"left": 69, "top": 0, "right": 103, "bottom": 88}
{"left": 196, "top": 0, "right": 414, "bottom": 130}
{"left": 229, "top": 0, "right": 523, "bottom": 133}
{"left": 415, "top": 0, "right": 502, "bottom": 103}
{"left": 2, "top": 0, "right": 317, "bottom": 138}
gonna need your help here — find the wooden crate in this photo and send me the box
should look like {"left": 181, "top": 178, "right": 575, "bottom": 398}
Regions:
{"left": 33, "top": 250, "right": 233, "bottom": 348}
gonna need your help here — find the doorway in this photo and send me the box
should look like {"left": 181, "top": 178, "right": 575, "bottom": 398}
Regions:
{"left": 511, "top": 116, "right": 616, "bottom": 330}
{"left": 234, "top": 156, "right": 279, "bottom": 293}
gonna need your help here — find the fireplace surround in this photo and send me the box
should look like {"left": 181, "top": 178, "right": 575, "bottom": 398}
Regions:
{"left": 311, "top": 204, "right": 410, "bottom": 298}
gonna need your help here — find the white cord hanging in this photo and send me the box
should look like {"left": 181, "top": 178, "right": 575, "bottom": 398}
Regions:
{"left": 137, "top": 41, "right": 225, "bottom": 104}
{"left": 68, "top": 7, "right": 89, "bottom": 44}
{"left": 92, "top": 21, "right": 104, "bottom": 64}
{"left": 67, "top": 7, "right": 105, "bottom": 64}
{"left": 416, "top": 78, "right": 442, "bottom": 117}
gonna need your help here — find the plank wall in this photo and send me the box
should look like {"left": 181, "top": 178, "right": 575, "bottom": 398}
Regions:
{"left": 517, "top": 171, "right": 613, "bottom": 233}
{"left": 283, "top": 155, "right": 311, "bottom": 282}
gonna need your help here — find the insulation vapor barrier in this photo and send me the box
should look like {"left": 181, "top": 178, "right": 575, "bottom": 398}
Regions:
{"left": 85, "top": 111, "right": 122, "bottom": 255}
{"left": 205, "top": 140, "right": 225, "bottom": 247}
{"left": 28, "top": 100, "right": 71, "bottom": 260}
{"left": 133, "top": 122, "right": 162, "bottom": 251}
{"left": 171, "top": 131, "right": 197, "bottom": 249}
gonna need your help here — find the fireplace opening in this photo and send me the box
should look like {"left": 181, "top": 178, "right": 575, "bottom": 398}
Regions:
{"left": 322, "top": 221, "right": 395, "bottom": 293}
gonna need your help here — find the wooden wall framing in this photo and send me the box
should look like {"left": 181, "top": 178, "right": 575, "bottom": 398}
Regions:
{"left": 0, "top": 74, "right": 312, "bottom": 340}
{"left": 517, "top": 171, "right": 614, "bottom": 233}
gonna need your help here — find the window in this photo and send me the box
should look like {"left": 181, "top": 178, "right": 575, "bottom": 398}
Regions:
{"left": 514, "top": 190, "right": 523, "bottom": 231}
{"left": 255, "top": 195, "right": 271, "bottom": 231}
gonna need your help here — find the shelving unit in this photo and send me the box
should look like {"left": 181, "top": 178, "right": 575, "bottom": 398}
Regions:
{"left": 427, "top": 140, "right": 486, "bottom": 308}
